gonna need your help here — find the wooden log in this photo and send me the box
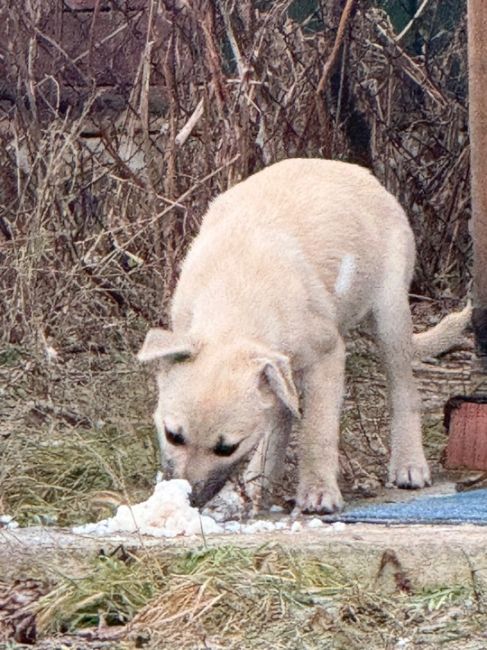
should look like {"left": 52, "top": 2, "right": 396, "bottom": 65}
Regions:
{"left": 468, "top": 0, "right": 487, "bottom": 367}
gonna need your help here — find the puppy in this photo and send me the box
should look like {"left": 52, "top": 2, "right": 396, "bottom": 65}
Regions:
{"left": 138, "top": 159, "right": 470, "bottom": 513}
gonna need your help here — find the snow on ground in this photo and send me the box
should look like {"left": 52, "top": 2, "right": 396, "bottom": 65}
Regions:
{"left": 72, "top": 479, "right": 345, "bottom": 538}
{"left": 73, "top": 480, "right": 222, "bottom": 538}
{"left": 0, "top": 515, "right": 19, "bottom": 530}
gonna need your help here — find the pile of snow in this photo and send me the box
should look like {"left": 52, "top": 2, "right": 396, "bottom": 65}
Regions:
{"left": 73, "top": 480, "right": 223, "bottom": 538}
{"left": 72, "top": 479, "right": 347, "bottom": 539}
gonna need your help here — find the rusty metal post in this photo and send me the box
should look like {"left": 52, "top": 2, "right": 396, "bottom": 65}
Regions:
{"left": 468, "top": 0, "right": 487, "bottom": 371}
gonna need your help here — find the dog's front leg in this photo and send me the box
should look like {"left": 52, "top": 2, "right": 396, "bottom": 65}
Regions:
{"left": 296, "top": 337, "right": 345, "bottom": 514}
{"left": 244, "top": 410, "right": 293, "bottom": 512}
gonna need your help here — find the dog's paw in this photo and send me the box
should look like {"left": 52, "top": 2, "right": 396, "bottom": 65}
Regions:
{"left": 389, "top": 461, "right": 431, "bottom": 489}
{"left": 296, "top": 480, "right": 344, "bottom": 514}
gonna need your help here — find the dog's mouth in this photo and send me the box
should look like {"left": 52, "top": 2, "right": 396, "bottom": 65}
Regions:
{"left": 162, "top": 459, "right": 230, "bottom": 508}
{"left": 189, "top": 472, "right": 230, "bottom": 508}
{"left": 189, "top": 455, "right": 250, "bottom": 509}
{"left": 165, "top": 441, "right": 262, "bottom": 509}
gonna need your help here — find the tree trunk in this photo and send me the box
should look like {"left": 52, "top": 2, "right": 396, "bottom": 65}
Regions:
{"left": 468, "top": 0, "right": 487, "bottom": 368}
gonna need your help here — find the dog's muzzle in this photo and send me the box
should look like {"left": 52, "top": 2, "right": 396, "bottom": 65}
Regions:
{"left": 189, "top": 472, "right": 230, "bottom": 509}
{"left": 162, "top": 458, "right": 175, "bottom": 478}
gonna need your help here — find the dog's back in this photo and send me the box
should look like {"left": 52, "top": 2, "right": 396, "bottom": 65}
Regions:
{"left": 172, "top": 158, "right": 414, "bottom": 341}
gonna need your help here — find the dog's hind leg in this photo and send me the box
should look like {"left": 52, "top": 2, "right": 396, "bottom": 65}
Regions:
{"left": 373, "top": 264, "right": 431, "bottom": 489}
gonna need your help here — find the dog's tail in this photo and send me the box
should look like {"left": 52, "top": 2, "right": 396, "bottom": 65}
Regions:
{"left": 413, "top": 302, "right": 472, "bottom": 360}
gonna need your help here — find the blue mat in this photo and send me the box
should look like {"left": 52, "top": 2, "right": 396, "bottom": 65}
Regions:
{"left": 330, "top": 488, "right": 487, "bottom": 525}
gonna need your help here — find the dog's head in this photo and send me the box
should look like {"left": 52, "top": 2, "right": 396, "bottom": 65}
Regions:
{"left": 137, "top": 329, "right": 301, "bottom": 507}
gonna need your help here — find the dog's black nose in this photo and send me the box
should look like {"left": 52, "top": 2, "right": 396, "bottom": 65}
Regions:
{"left": 189, "top": 474, "right": 228, "bottom": 509}
{"left": 189, "top": 486, "right": 208, "bottom": 509}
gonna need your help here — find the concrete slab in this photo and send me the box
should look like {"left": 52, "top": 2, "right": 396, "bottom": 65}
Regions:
{"left": 2, "top": 522, "right": 487, "bottom": 592}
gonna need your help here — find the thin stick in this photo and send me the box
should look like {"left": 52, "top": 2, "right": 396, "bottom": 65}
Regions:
{"left": 395, "top": 0, "right": 431, "bottom": 42}
{"left": 315, "top": 0, "right": 356, "bottom": 154}
{"left": 316, "top": 0, "right": 356, "bottom": 99}
{"left": 175, "top": 98, "right": 204, "bottom": 147}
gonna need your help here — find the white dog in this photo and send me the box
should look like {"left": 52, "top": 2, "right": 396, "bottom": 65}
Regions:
{"left": 138, "top": 159, "right": 470, "bottom": 513}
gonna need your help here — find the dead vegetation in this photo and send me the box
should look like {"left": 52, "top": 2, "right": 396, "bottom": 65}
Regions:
{"left": 0, "top": 0, "right": 470, "bottom": 352}
{"left": 1, "top": 544, "right": 485, "bottom": 649}
{"left": 0, "top": 343, "right": 158, "bottom": 526}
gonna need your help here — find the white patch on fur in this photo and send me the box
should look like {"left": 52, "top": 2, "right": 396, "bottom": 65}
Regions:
{"left": 334, "top": 253, "right": 355, "bottom": 296}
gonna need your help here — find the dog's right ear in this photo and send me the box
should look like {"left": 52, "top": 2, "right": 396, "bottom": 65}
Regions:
{"left": 256, "top": 352, "right": 301, "bottom": 419}
{"left": 137, "top": 328, "right": 197, "bottom": 363}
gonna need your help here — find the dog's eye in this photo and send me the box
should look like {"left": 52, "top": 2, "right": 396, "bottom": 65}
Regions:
{"left": 213, "top": 438, "right": 240, "bottom": 457}
{"left": 165, "top": 426, "right": 185, "bottom": 446}
{"left": 171, "top": 352, "right": 191, "bottom": 364}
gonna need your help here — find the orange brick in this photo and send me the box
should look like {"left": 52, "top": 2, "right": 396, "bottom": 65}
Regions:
{"left": 444, "top": 396, "right": 487, "bottom": 470}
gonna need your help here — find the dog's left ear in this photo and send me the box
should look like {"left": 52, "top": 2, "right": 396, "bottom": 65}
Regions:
{"left": 257, "top": 353, "right": 301, "bottom": 418}
{"left": 137, "top": 328, "right": 197, "bottom": 363}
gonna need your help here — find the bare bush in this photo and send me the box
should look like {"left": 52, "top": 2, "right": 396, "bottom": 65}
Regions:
{"left": 0, "top": 0, "right": 469, "bottom": 353}
{"left": 348, "top": 5, "right": 470, "bottom": 295}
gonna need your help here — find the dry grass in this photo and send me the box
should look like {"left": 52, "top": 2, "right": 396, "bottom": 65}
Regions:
{"left": 0, "top": 424, "right": 157, "bottom": 526}
{"left": 6, "top": 545, "right": 480, "bottom": 649}
{"left": 0, "top": 343, "right": 158, "bottom": 526}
